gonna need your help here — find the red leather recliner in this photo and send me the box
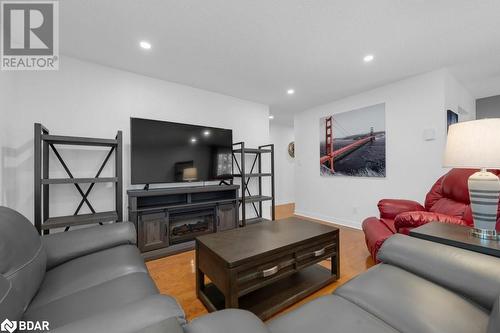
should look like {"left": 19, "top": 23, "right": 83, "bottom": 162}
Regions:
{"left": 362, "top": 168, "right": 500, "bottom": 262}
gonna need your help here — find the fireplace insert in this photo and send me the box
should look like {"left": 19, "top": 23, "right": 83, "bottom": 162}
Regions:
{"left": 169, "top": 209, "right": 215, "bottom": 244}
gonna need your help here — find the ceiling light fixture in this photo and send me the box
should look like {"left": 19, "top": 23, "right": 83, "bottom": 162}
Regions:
{"left": 203, "top": 130, "right": 210, "bottom": 136}
{"left": 287, "top": 89, "right": 295, "bottom": 95}
{"left": 363, "top": 54, "right": 374, "bottom": 63}
{"left": 190, "top": 137, "right": 197, "bottom": 143}
{"left": 140, "top": 41, "right": 152, "bottom": 50}
{"left": 269, "top": 115, "right": 275, "bottom": 120}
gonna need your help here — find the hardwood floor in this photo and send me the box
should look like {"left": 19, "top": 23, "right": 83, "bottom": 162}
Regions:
{"left": 146, "top": 215, "right": 374, "bottom": 321}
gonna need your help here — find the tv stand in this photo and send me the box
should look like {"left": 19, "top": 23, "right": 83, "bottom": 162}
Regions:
{"left": 127, "top": 184, "right": 239, "bottom": 260}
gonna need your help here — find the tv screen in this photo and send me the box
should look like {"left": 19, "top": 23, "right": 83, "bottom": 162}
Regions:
{"left": 131, "top": 118, "right": 233, "bottom": 185}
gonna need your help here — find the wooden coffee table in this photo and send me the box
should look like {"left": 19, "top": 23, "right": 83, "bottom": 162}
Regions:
{"left": 195, "top": 217, "right": 339, "bottom": 320}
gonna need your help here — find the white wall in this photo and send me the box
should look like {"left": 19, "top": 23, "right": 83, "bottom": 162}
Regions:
{"left": 1, "top": 56, "right": 270, "bottom": 222}
{"left": 444, "top": 71, "right": 475, "bottom": 121}
{"left": 0, "top": 74, "right": 8, "bottom": 206}
{"left": 269, "top": 123, "right": 295, "bottom": 205}
{"left": 294, "top": 69, "right": 474, "bottom": 229}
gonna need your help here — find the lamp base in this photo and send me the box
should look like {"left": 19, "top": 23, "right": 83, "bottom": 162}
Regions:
{"left": 468, "top": 169, "right": 500, "bottom": 240}
{"left": 471, "top": 228, "right": 500, "bottom": 241}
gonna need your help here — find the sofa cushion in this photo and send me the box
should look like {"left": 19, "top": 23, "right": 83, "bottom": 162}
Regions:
{"left": 488, "top": 295, "right": 500, "bottom": 333}
{"left": 268, "top": 295, "right": 398, "bottom": 333}
{"left": 379, "top": 218, "right": 397, "bottom": 233}
{"left": 378, "top": 234, "right": 500, "bottom": 310}
{"left": 0, "top": 207, "right": 46, "bottom": 320}
{"left": 42, "top": 222, "right": 137, "bottom": 270}
{"left": 23, "top": 272, "right": 162, "bottom": 329}
{"left": 29, "top": 245, "right": 147, "bottom": 309}
{"left": 185, "top": 309, "right": 270, "bottom": 333}
{"left": 0, "top": 275, "right": 24, "bottom": 321}
{"left": 49, "top": 295, "right": 186, "bottom": 333}
{"left": 334, "top": 264, "right": 489, "bottom": 333}
{"left": 361, "top": 217, "right": 394, "bottom": 263}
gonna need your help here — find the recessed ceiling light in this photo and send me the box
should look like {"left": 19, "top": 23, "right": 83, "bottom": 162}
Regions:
{"left": 363, "top": 54, "right": 374, "bottom": 63}
{"left": 269, "top": 115, "right": 275, "bottom": 120}
{"left": 140, "top": 41, "right": 152, "bottom": 50}
{"left": 287, "top": 89, "right": 295, "bottom": 95}
{"left": 203, "top": 130, "right": 210, "bottom": 136}
{"left": 190, "top": 137, "right": 197, "bottom": 143}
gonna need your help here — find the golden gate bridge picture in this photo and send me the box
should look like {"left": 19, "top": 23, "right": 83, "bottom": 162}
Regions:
{"left": 320, "top": 103, "right": 386, "bottom": 177}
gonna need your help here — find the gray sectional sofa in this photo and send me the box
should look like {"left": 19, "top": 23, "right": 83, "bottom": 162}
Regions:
{"left": 0, "top": 207, "right": 185, "bottom": 332}
{"left": 1, "top": 205, "right": 499, "bottom": 333}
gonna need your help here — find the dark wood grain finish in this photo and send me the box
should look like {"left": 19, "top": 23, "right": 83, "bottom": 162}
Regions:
{"left": 197, "top": 217, "right": 338, "bottom": 267}
{"left": 42, "top": 211, "right": 118, "bottom": 230}
{"left": 409, "top": 222, "right": 500, "bottom": 257}
{"left": 196, "top": 217, "right": 339, "bottom": 319}
{"left": 128, "top": 185, "right": 239, "bottom": 259}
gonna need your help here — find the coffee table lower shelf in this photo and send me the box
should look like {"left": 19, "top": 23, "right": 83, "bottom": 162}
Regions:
{"left": 199, "top": 264, "right": 336, "bottom": 320}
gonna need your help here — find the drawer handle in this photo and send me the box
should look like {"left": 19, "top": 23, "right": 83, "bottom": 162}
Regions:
{"left": 314, "top": 248, "right": 326, "bottom": 257}
{"left": 262, "top": 266, "right": 279, "bottom": 277}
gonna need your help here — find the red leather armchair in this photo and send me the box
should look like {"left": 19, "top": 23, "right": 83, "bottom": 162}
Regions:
{"left": 362, "top": 168, "right": 500, "bottom": 262}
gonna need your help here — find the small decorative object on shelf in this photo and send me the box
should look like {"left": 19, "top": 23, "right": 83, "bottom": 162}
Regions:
{"left": 288, "top": 141, "right": 295, "bottom": 158}
{"left": 444, "top": 119, "right": 500, "bottom": 240}
{"left": 34, "top": 123, "right": 123, "bottom": 234}
{"left": 232, "top": 142, "right": 275, "bottom": 226}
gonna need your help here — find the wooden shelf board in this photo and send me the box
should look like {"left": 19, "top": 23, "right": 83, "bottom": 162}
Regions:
{"left": 233, "top": 148, "right": 273, "bottom": 154}
{"left": 201, "top": 264, "right": 336, "bottom": 320}
{"left": 41, "top": 177, "right": 118, "bottom": 184}
{"left": 239, "top": 195, "right": 273, "bottom": 203}
{"left": 242, "top": 217, "right": 271, "bottom": 225}
{"left": 233, "top": 173, "right": 272, "bottom": 178}
{"left": 42, "top": 134, "right": 118, "bottom": 147}
{"left": 42, "top": 211, "right": 118, "bottom": 230}
{"left": 131, "top": 198, "right": 238, "bottom": 213}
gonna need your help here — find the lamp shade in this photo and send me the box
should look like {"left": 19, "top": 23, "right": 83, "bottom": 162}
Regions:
{"left": 182, "top": 167, "right": 198, "bottom": 181}
{"left": 444, "top": 119, "right": 500, "bottom": 169}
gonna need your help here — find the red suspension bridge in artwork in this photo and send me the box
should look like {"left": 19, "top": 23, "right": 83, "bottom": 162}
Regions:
{"left": 320, "top": 116, "right": 375, "bottom": 172}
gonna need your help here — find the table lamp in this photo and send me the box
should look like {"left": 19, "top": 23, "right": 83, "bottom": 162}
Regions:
{"left": 443, "top": 119, "right": 500, "bottom": 240}
{"left": 182, "top": 167, "right": 198, "bottom": 182}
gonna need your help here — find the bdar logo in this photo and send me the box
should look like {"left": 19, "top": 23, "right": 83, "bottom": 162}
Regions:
{"left": 0, "top": 319, "right": 17, "bottom": 333}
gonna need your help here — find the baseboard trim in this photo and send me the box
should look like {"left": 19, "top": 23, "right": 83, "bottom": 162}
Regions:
{"left": 294, "top": 210, "right": 362, "bottom": 230}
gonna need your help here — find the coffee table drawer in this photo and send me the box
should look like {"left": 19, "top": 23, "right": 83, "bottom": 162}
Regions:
{"left": 295, "top": 237, "right": 337, "bottom": 269}
{"left": 236, "top": 252, "right": 295, "bottom": 296}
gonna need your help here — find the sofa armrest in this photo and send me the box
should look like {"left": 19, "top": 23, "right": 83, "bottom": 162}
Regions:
{"left": 43, "top": 222, "right": 136, "bottom": 269}
{"left": 378, "top": 234, "right": 500, "bottom": 310}
{"left": 49, "top": 295, "right": 185, "bottom": 333}
{"left": 378, "top": 199, "right": 425, "bottom": 219}
{"left": 394, "top": 211, "right": 468, "bottom": 233}
{"left": 184, "top": 309, "right": 270, "bottom": 333}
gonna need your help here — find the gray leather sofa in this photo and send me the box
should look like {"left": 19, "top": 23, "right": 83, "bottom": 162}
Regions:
{"left": 0, "top": 206, "right": 185, "bottom": 332}
{"left": 185, "top": 232, "right": 500, "bottom": 333}
{"left": 2, "top": 205, "right": 500, "bottom": 333}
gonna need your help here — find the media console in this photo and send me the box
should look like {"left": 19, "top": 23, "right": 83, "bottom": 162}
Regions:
{"left": 127, "top": 185, "right": 239, "bottom": 260}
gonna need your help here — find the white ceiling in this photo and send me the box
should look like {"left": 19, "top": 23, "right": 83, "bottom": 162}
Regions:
{"left": 60, "top": 1, "right": 500, "bottom": 124}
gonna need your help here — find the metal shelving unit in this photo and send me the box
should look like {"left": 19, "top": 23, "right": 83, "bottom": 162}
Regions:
{"left": 34, "top": 123, "right": 123, "bottom": 234}
{"left": 232, "top": 142, "right": 275, "bottom": 226}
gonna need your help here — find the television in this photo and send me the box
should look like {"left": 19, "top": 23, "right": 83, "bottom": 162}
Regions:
{"left": 130, "top": 118, "right": 233, "bottom": 185}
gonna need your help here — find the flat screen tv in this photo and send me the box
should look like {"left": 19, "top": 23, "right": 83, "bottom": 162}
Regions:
{"left": 131, "top": 118, "right": 233, "bottom": 185}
